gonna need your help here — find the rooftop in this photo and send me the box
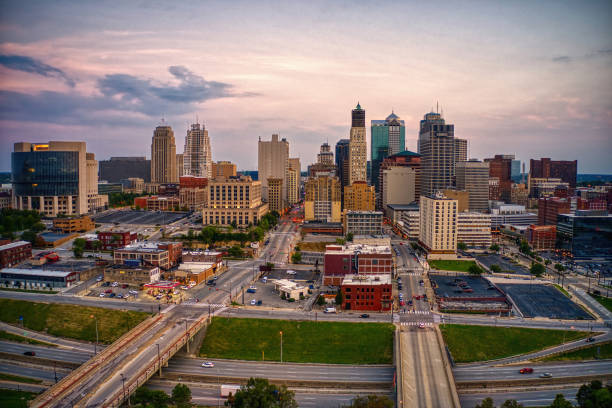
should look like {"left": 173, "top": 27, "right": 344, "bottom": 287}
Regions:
{"left": 0, "top": 268, "right": 75, "bottom": 278}
{"left": 342, "top": 274, "right": 392, "bottom": 286}
{"left": 0, "top": 241, "right": 31, "bottom": 251}
{"left": 325, "top": 244, "right": 391, "bottom": 255}
{"left": 386, "top": 203, "right": 419, "bottom": 211}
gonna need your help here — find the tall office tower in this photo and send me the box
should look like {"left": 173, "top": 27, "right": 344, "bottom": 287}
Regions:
{"left": 258, "top": 134, "right": 289, "bottom": 201}
{"left": 419, "top": 192, "right": 458, "bottom": 257}
{"left": 335, "top": 139, "right": 350, "bottom": 189}
{"left": 267, "top": 178, "right": 285, "bottom": 213}
{"left": 317, "top": 143, "right": 334, "bottom": 165}
{"left": 99, "top": 157, "right": 151, "bottom": 183}
{"left": 151, "top": 122, "right": 177, "bottom": 183}
{"left": 371, "top": 112, "right": 406, "bottom": 192}
{"left": 418, "top": 111, "right": 455, "bottom": 196}
{"left": 211, "top": 161, "right": 237, "bottom": 179}
{"left": 511, "top": 160, "right": 521, "bottom": 181}
{"left": 484, "top": 154, "right": 513, "bottom": 202}
{"left": 12, "top": 141, "right": 107, "bottom": 216}
{"left": 455, "top": 159, "right": 490, "bottom": 212}
{"left": 176, "top": 154, "right": 185, "bottom": 178}
{"left": 183, "top": 122, "right": 212, "bottom": 178}
{"left": 349, "top": 103, "right": 367, "bottom": 184}
{"left": 380, "top": 151, "right": 421, "bottom": 209}
{"left": 529, "top": 158, "right": 577, "bottom": 189}
{"left": 343, "top": 181, "right": 376, "bottom": 211}
{"left": 287, "top": 157, "right": 301, "bottom": 205}
{"left": 288, "top": 158, "right": 301, "bottom": 177}
{"left": 304, "top": 175, "right": 342, "bottom": 222}
{"left": 455, "top": 138, "right": 467, "bottom": 163}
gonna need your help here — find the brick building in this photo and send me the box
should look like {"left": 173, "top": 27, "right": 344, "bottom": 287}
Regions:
{"left": 538, "top": 197, "right": 570, "bottom": 226}
{"left": 526, "top": 225, "right": 556, "bottom": 251}
{"left": 104, "top": 264, "right": 160, "bottom": 286}
{"left": 341, "top": 274, "right": 392, "bottom": 311}
{"left": 0, "top": 241, "right": 32, "bottom": 268}
{"left": 113, "top": 242, "right": 182, "bottom": 270}
{"left": 484, "top": 155, "right": 513, "bottom": 202}
{"left": 323, "top": 244, "right": 392, "bottom": 285}
{"left": 530, "top": 158, "right": 577, "bottom": 189}
{"left": 98, "top": 231, "right": 138, "bottom": 250}
{"left": 133, "top": 196, "right": 180, "bottom": 211}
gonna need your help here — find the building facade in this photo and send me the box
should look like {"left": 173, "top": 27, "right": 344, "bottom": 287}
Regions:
{"left": 267, "top": 177, "right": 285, "bottom": 213}
{"left": 113, "top": 242, "right": 182, "bottom": 270}
{"left": 455, "top": 159, "right": 489, "bottom": 212}
{"left": 484, "top": 154, "right": 513, "bottom": 202}
{"left": 53, "top": 215, "right": 95, "bottom": 233}
{"left": 286, "top": 167, "right": 299, "bottom": 205}
{"left": 343, "top": 211, "right": 383, "bottom": 235}
{"left": 98, "top": 231, "right": 138, "bottom": 250}
{"left": 557, "top": 210, "right": 612, "bottom": 260}
{"left": 317, "top": 142, "right": 334, "bottom": 165}
{"left": 335, "top": 139, "right": 351, "bottom": 192}
{"left": 202, "top": 176, "right": 268, "bottom": 227}
{"left": 179, "top": 176, "right": 208, "bottom": 211}
{"left": 324, "top": 244, "right": 392, "bottom": 285}
{"left": 530, "top": 158, "right": 577, "bottom": 189}
{"left": 526, "top": 225, "right": 556, "bottom": 251}
{"left": 341, "top": 275, "right": 392, "bottom": 311}
{"left": 176, "top": 154, "right": 184, "bottom": 178}
{"left": 151, "top": 122, "right": 178, "bottom": 184}
{"left": 211, "top": 161, "right": 237, "bottom": 179}
{"left": 419, "top": 193, "right": 458, "bottom": 258}
{"left": 371, "top": 112, "right": 406, "bottom": 192}
{"left": 343, "top": 181, "right": 375, "bottom": 211}
{"left": 442, "top": 189, "right": 470, "bottom": 213}
{"left": 304, "top": 175, "right": 341, "bottom": 223}
{"left": 379, "top": 151, "right": 421, "bottom": 210}
{"left": 418, "top": 112, "right": 456, "bottom": 196}
{"left": 99, "top": 156, "right": 151, "bottom": 183}
{"left": 183, "top": 122, "right": 212, "bottom": 178}
{"left": 454, "top": 138, "right": 468, "bottom": 164}
{"left": 457, "top": 212, "right": 492, "bottom": 247}
{"left": 134, "top": 196, "right": 180, "bottom": 211}
{"left": 349, "top": 103, "right": 367, "bottom": 184}
{"left": 258, "top": 134, "right": 289, "bottom": 202}
{"left": 538, "top": 197, "right": 571, "bottom": 226}
{"left": 0, "top": 241, "right": 32, "bottom": 268}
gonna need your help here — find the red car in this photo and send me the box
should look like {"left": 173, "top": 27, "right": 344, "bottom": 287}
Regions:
{"left": 104, "top": 289, "right": 113, "bottom": 294}
{"left": 399, "top": 300, "right": 405, "bottom": 306}
{"left": 519, "top": 367, "right": 533, "bottom": 374}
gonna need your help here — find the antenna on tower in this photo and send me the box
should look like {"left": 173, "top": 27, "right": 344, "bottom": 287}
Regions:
{"left": 436, "top": 101, "right": 439, "bottom": 113}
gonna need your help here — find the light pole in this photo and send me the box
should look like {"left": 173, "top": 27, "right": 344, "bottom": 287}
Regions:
{"left": 156, "top": 343, "right": 161, "bottom": 376}
{"left": 279, "top": 331, "right": 283, "bottom": 363}
{"left": 120, "top": 373, "right": 126, "bottom": 403}
{"left": 90, "top": 315, "right": 99, "bottom": 355}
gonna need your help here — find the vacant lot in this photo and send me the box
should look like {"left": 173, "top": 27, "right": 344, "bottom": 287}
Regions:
{"left": 440, "top": 324, "right": 590, "bottom": 363}
{"left": 428, "top": 260, "right": 477, "bottom": 272}
{"left": 540, "top": 341, "right": 612, "bottom": 361}
{"left": 298, "top": 241, "right": 335, "bottom": 252}
{"left": 0, "top": 299, "right": 150, "bottom": 344}
{"left": 200, "top": 317, "right": 394, "bottom": 364}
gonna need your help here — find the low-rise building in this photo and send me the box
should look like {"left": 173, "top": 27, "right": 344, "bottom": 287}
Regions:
{"left": 324, "top": 244, "right": 392, "bottom": 285}
{"left": 113, "top": 242, "right": 182, "bottom": 270}
{"left": 398, "top": 210, "right": 420, "bottom": 240}
{"left": 174, "top": 262, "right": 215, "bottom": 285}
{"left": 341, "top": 274, "right": 392, "bottom": 311}
{"left": 274, "top": 279, "right": 308, "bottom": 300}
{"left": 490, "top": 204, "right": 538, "bottom": 229}
{"left": 0, "top": 241, "right": 32, "bottom": 268}
{"left": 526, "top": 225, "right": 556, "bottom": 251}
{"left": 134, "top": 196, "right": 180, "bottom": 211}
{"left": 98, "top": 231, "right": 138, "bottom": 250}
{"left": 557, "top": 210, "right": 612, "bottom": 260}
{"left": 53, "top": 215, "right": 94, "bottom": 233}
{"left": 181, "top": 250, "right": 223, "bottom": 264}
{"left": 104, "top": 264, "right": 160, "bottom": 286}
{"left": 0, "top": 268, "right": 78, "bottom": 288}
{"left": 179, "top": 176, "right": 208, "bottom": 211}
{"left": 343, "top": 211, "right": 383, "bottom": 235}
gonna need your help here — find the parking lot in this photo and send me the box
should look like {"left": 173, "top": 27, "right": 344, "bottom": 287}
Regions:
{"left": 93, "top": 210, "right": 188, "bottom": 225}
{"left": 476, "top": 254, "right": 530, "bottom": 275}
{"left": 430, "top": 274, "right": 510, "bottom": 314}
{"left": 238, "top": 276, "right": 314, "bottom": 309}
{"left": 496, "top": 283, "right": 594, "bottom": 320}
{"left": 86, "top": 280, "right": 142, "bottom": 301}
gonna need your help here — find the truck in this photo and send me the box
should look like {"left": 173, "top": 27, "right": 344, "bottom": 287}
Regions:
{"left": 220, "top": 384, "right": 241, "bottom": 398}
{"left": 324, "top": 307, "right": 336, "bottom": 314}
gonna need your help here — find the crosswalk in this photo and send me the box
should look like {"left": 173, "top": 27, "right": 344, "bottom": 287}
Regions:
{"left": 398, "top": 272, "right": 423, "bottom": 276}
{"left": 184, "top": 302, "right": 226, "bottom": 308}
{"left": 403, "top": 310, "right": 431, "bottom": 315}
{"left": 401, "top": 322, "right": 434, "bottom": 327}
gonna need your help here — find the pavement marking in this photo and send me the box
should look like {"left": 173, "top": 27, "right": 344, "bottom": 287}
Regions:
{"left": 401, "top": 322, "right": 434, "bottom": 327}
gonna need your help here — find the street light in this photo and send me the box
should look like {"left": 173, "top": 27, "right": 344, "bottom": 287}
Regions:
{"left": 90, "top": 315, "right": 99, "bottom": 355}
{"left": 279, "top": 331, "right": 283, "bottom": 363}
{"left": 156, "top": 343, "right": 161, "bottom": 376}
{"left": 120, "top": 373, "right": 126, "bottom": 402}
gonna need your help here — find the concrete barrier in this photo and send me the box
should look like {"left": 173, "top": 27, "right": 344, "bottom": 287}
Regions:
{"left": 455, "top": 373, "right": 612, "bottom": 389}
{"left": 394, "top": 326, "right": 403, "bottom": 408}
{"left": 434, "top": 326, "right": 462, "bottom": 408}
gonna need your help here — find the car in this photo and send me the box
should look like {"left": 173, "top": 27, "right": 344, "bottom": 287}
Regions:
{"left": 398, "top": 284, "right": 403, "bottom": 290}
{"left": 122, "top": 284, "right": 128, "bottom": 289}
{"left": 418, "top": 323, "right": 426, "bottom": 329}
{"left": 262, "top": 277, "right": 268, "bottom": 283}
{"left": 213, "top": 276, "right": 218, "bottom": 280}
{"left": 116, "top": 294, "right": 123, "bottom": 299}
{"left": 201, "top": 361, "right": 215, "bottom": 368}
{"left": 286, "top": 270, "right": 296, "bottom": 275}
{"left": 112, "top": 282, "right": 119, "bottom": 287}
{"left": 586, "top": 337, "right": 595, "bottom": 342}
{"left": 105, "top": 289, "right": 113, "bottom": 294}
{"left": 250, "top": 299, "right": 257, "bottom": 305}
{"left": 99, "top": 293, "right": 106, "bottom": 297}
{"left": 539, "top": 372, "right": 553, "bottom": 378}
{"left": 23, "top": 351, "right": 36, "bottom": 356}
{"left": 109, "top": 293, "right": 116, "bottom": 298}
{"left": 206, "top": 280, "right": 215, "bottom": 286}
{"left": 519, "top": 367, "right": 534, "bottom": 374}
{"left": 408, "top": 300, "right": 413, "bottom": 306}
{"left": 399, "top": 300, "right": 405, "bottom": 306}
{"left": 181, "top": 285, "right": 189, "bottom": 290}
{"left": 95, "top": 276, "right": 103, "bottom": 282}
{"left": 360, "top": 314, "right": 370, "bottom": 318}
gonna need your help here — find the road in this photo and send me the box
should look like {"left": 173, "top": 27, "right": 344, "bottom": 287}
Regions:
{"left": 0, "top": 340, "right": 91, "bottom": 364}
{"left": 0, "top": 322, "right": 102, "bottom": 353}
{"left": 460, "top": 388, "right": 578, "bottom": 407}
{"left": 0, "top": 360, "right": 69, "bottom": 383}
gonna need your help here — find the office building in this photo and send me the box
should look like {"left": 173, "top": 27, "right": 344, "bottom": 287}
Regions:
{"left": 490, "top": 204, "right": 538, "bottom": 229}
{"left": 529, "top": 178, "right": 570, "bottom": 198}
{"left": 0, "top": 241, "right": 32, "bottom": 268}
{"left": 380, "top": 151, "right": 421, "bottom": 209}
{"left": 511, "top": 183, "right": 529, "bottom": 206}
{"left": 341, "top": 275, "right": 392, "bottom": 311}
{"left": 538, "top": 197, "right": 571, "bottom": 226}
{"left": 455, "top": 159, "right": 489, "bottom": 212}
{"left": 53, "top": 215, "right": 95, "bottom": 233}
{"left": 317, "top": 143, "right": 334, "bottom": 165}
{"left": 371, "top": 112, "right": 405, "bottom": 191}
{"left": 530, "top": 158, "right": 577, "bottom": 189}
{"left": 99, "top": 156, "right": 151, "bottom": 183}
{"left": 419, "top": 193, "right": 458, "bottom": 258}
{"left": 457, "top": 212, "right": 492, "bottom": 247}
{"left": 324, "top": 243, "right": 392, "bottom": 285}
{"left": 267, "top": 178, "right": 285, "bottom": 213}
{"left": 12, "top": 141, "right": 105, "bottom": 216}
{"left": 151, "top": 122, "right": 178, "bottom": 184}
{"left": 349, "top": 103, "right": 367, "bottom": 184}
{"left": 176, "top": 154, "right": 184, "bottom": 178}
{"left": 183, "top": 122, "right": 212, "bottom": 178}
{"left": 335, "top": 139, "right": 351, "bottom": 190}
{"left": 286, "top": 167, "right": 299, "bottom": 205}
{"left": 288, "top": 158, "right": 301, "bottom": 177}
{"left": 343, "top": 181, "right": 375, "bottom": 212}
{"left": 309, "top": 143, "right": 337, "bottom": 176}
{"left": 104, "top": 264, "right": 160, "bottom": 286}
{"left": 134, "top": 196, "right": 180, "bottom": 211}
{"left": 343, "top": 211, "right": 383, "bottom": 235}
{"left": 511, "top": 160, "right": 521, "bottom": 181}
{"left": 399, "top": 209, "right": 422, "bottom": 240}
{"left": 211, "top": 161, "right": 237, "bottom": 179}
{"left": 455, "top": 138, "right": 467, "bottom": 164}
{"left": 557, "top": 210, "right": 612, "bottom": 260}
{"left": 304, "top": 175, "right": 341, "bottom": 223}
{"left": 202, "top": 175, "right": 268, "bottom": 227}
{"left": 258, "top": 134, "right": 289, "bottom": 201}
{"left": 120, "top": 178, "right": 145, "bottom": 194}
{"left": 179, "top": 176, "right": 208, "bottom": 211}
{"left": 113, "top": 242, "right": 183, "bottom": 270}
{"left": 526, "top": 225, "right": 556, "bottom": 251}
{"left": 484, "top": 154, "right": 513, "bottom": 202}
{"left": 442, "top": 189, "right": 470, "bottom": 212}
{"left": 418, "top": 111, "right": 455, "bottom": 196}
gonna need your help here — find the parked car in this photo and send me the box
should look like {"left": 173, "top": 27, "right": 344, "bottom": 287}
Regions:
{"left": 324, "top": 307, "right": 336, "bottom": 313}
{"left": 201, "top": 361, "right": 215, "bottom": 368}
{"left": 519, "top": 367, "right": 533, "bottom": 374}
{"left": 116, "top": 294, "right": 123, "bottom": 299}
{"left": 250, "top": 299, "right": 257, "bottom": 305}
{"left": 112, "top": 282, "right": 119, "bottom": 287}
{"left": 23, "top": 351, "right": 36, "bottom": 356}
{"left": 359, "top": 314, "right": 370, "bottom": 318}
{"left": 586, "top": 337, "right": 595, "bottom": 342}
{"left": 99, "top": 293, "right": 105, "bottom": 297}
{"left": 122, "top": 284, "right": 128, "bottom": 289}
{"left": 95, "top": 276, "right": 103, "bottom": 282}
{"left": 418, "top": 323, "right": 426, "bottom": 329}
{"left": 262, "top": 277, "right": 268, "bottom": 283}
{"left": 247, "top": 286, "right": 257, "bottom": 293}
{"left": 104, "top": 289, "right": 113, "bottom": 294}
{"left": 109, "top": 293, "right": 116, "bottom": 298}
{"left": 398, "top": 284, "right": 403, "bottom": 290}
{"left": 399, "top": 300, "right": 405, "bottom": 306}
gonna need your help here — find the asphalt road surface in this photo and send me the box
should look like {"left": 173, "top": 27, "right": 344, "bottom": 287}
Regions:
{"left": 0, "top": 340, "right": 92, "bottom": 364}
{"left": 460, "top": 388, "right": 578, "bottom": 407}
{"left": 0, "top": 361, "right": 69, "bottom": 383}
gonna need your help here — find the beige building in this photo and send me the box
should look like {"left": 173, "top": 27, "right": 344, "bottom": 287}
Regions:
{"left": 258, "top": 134, "right": 289, "bottom": 202}
{"left": 457, "top": 212, "right": 492, "bottom": 247}
{"left": 183, "top": 122, "right": 212, "bottom": 178}
{"left": 381, "top": 166, "right": 418, "bottom": 209}
{"left": 122, "top": 177, "right": 145, "bottom": 194}
{"left": 288, "top": 158, "right": 301, "bottom": 177}
{"left": 455, "top": 138, "right": 468, "bottom": 163}
{"left": 304, "top": 175, "right": 341, "bottom": 222}
{"left": 286, "top": 167, "right": 299, "bottom": 205}
{"left": 442, "top": 189, "right": 470, "bottom": 213}
{"left": 455, "top": 159, "right": 489, "bottom": 212}
{"left": 343, "top": 181, "right": 375, "bottom": 211}
{"left": 179, "top": 187, "right": 208, "bottom": 211}
{"left": 349, "top": 104, "right": 367, "bottom": 184}
{"left": 267, "top": 178, "right": 285, "bottom": 213}
{"left": 211, "top": 161, "right": 237, "bottom": 179}
{"left": 151, "top": 122, "right": 177, "bottom": 183}
{"left": 202, "top": 175, "right": 268, "bottom": 227}
{"left": 176, "top": 153, "right": 185, "bottom": 177}
{"left": 12, "top": 141, "right": 106, "bottom": 216}
{"left": 419, "top": 193, "right": 458, "bottom": 258}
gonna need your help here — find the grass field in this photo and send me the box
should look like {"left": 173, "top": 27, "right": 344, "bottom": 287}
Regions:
{"left": 540, "top": 341, "right": 612, "bottom": 361}
{"left": 0, "top": 330, "right": 56, "bottom": 347}
{"left": 440, "top": 324, "right": 590, "bottom": 363}
{"left": 428, "top": 260, "right": 477, "bottom": 272}
{"left": 199, "top": 317, "right": 394, "bottom": 364}
{"left": 0, "top": 287, "right": 58, "bottom": 294}
{"left": 0, "top": 299, "right": 150, "bottom": 344}
{"left": 590, "top": 293, "right": 612, "bottom": 313}
{"left": 0, "top": 372, "right": 42, "bottom": 384}
{"left": 298, "top": 241, "right": 335, "bottom": 252}
{"left": 554, "top": 284, "right": 571, "bottom": 298}
{"left": 0, "top": 389, "right": 39, "bottom": 408}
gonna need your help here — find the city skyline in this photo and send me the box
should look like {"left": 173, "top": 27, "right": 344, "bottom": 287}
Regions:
{"left": 0, "top": 1, "right": 611, "bottom": 173}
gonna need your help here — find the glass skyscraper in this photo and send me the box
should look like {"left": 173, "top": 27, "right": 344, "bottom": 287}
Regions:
{"left": 371, "top": 112, "right": 405, "bottom": 192}
{"left": 557, "top": 210, "right": 612, "bottom": 260}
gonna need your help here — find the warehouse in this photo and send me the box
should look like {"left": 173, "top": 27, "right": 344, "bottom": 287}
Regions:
{"left": 0, "top": 268, "right": 78, "bottom": 288}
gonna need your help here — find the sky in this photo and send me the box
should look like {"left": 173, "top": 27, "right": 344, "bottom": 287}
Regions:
{"left": 0, "top": 0, "right": 611, "bottom": 173}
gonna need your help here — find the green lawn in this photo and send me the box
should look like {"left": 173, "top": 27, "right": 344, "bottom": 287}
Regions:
{"left": 0, "top": 390, "right": 40, "bottom": 408}
{"left": 428, "top": 260, "right": 477, "bottom": 272}
{"left": 199, "top": 317, "right": 394, "bottom": 364}
{"left": 554, "top": 284, "right": 571, "bottom": 298}
{"left": 590, "top": 293, "right": 612, "bottom": 313}
{"left": 540, "top": 341, "right": 612, "bottom": 361}
{"left": 0, "top": 330, "right": 56, "bottom": 347}
{"left": 0, "top": 372, "right": 42, "bottom": 384}
{"left": 0, "top": 299, "right": 150, "bottom": 344}
{"left": 440, "top": 324, "right": 591, "bottom": 363}
{"left": 0, "top": 287, "right": 59, "bottom": 294}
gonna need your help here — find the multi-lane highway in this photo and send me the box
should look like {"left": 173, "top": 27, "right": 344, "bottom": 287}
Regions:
{"left": 0, "top": 341, "right": 91, "bottom": 364}
{"left": 460, "top": 388, "right": 579, "bottom": 408}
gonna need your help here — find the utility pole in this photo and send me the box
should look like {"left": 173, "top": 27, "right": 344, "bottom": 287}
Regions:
{"left": 280, "top": 331, "right": 283, "bottom": 363}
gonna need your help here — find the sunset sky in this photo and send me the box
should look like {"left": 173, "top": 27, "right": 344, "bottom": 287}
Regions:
{"left": 1, "top": 0, "right": 611, "bottom": 173}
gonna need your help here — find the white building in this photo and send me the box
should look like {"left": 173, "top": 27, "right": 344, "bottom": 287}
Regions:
{"left": 399, "top": 210, "right": 420, "bottom": 240}
{"left": 258, "top": 134, "right": 289, "bottom": 202}
{"left": 183, "top": 122, "right": 212, "bottom": 178}
{"left": 419, "top": 193, "right": 458, "bottom": 259}
{"left": 457, "top": 212, "right": 492, "bottom": 247}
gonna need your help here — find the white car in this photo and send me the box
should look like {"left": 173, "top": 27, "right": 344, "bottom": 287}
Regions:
{"left": 112, "top": 282, "right": 119, "bottom": 287}
{"left": 286, "top": 270, "right": 296, "bottom": 275}
{"left": 201, "top": 361, "right": 215, "bottom": 368}
{"left": 250, "top": 299, "right": 257, "bottom": 305}
{"left": 95, "top": 276, "right": 103, "bottom": 282}
{"left": 99, "top": 293, "right": 105, "bottom": 297}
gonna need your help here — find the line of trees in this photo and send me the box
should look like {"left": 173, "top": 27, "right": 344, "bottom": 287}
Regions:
{"left": 0, "top": 208, "right": 45, "bottom": 240}
{"left": 131, "top": 383, "right": 191, "bottom": 407}
{"left": 183, "top": 212, "right": 280, "bottom": 246}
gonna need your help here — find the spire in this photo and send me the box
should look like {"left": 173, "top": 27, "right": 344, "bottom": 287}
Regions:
{"left": 356, "top": 101, "right": 361, "bottom": 110}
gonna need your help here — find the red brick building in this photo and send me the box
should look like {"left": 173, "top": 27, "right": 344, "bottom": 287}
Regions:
{"left": 484, "top": 155, "right": 513, "bottom": 202}
{"left": 134, "top": 196, "right": 180, "bottom": 211}
{"left": 341, "top": 275, "right": 392, "bottom": 311}
{"left": 538, "top": 197, "right": 570, "bottom": 226}
{"left": 0, "top": 241, "right": 32, "bottom": 268}
{"left": 526, "top": 225, "right": 556, "bottom": 251}
{"left": 179, "top": 176, "right": 208, "bottom": 189}
{"left": 324, "top": 244, "right": 392, "bottom": 285}
{"left": 530, "top": 158, "right": 577, "bottom": 189}
{"left": 98, "top": 231, "right": 138, "bottom": 250}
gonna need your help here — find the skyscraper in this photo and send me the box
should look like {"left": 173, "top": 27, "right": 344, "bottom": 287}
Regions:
{"left": 418, "top": 111, "right": 455, "bottom": 196}
{"left": 287, "top": 158, "right": 301, "bottom": 205}
{"left": 176, "top": 153, "right": 184, "bottom": 177}
{"left": 371, "top": 111, "right": 405, "bottom": 192}
{"left": 151, "top": 121, "right": 177, "bottom": 183}
{"left": 455, "top": 159, "right": 490, "bottom": 212}
{"left": 183, "top": 122, "right": 212, "bottom": 178}
{"left": 484, "top": 154, "right": 513, "bottom": 202}
{"left": 454, "top": 138, "right": 467, "bottom": 163}
{"left": 258, "top": 134, "right": 289, "bottom": 201}
{"left": 529, "top": 158, "right": 577, "bottom": 189}
{"left": 317, "top": 142, "right": 334, "bottom": 165}
{"left": 335, "top": 139, "right": 350, "bottom": 189}
{"left": 349, "top": 103, "right": 367, "bottom": 184}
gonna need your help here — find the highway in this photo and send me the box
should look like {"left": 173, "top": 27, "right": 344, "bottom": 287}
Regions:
{"left": 0, "top": 361, "right": 69, "bottom": 383}
{"left": 0, "top": 340, "right": 91, "bottom": 364}
{"left": 0, "top": 321, "right": 102, "bottom": 353}
{"left": 460, "top": 388, "right": 578, "bottom": 407}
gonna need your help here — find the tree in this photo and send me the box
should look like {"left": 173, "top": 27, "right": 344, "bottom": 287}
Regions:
{"left": 345, "top": 232, "right": 354, "bottom": 242}
{"left": 490, "top": 264, "right": 502, "bottom": 273}
{"left": 21, "top": 230, "right": 38, "bottom": 244}
{"left": 518, "top": 239, "right": 531, "bottom": 255}
{"left": 343, "top": 395, "right": 394, "bottom": 408}
{"left": 230, "top": 220, "right": 238, "bottom": 229}
{"left": 468, "top": 264, "right": 483, "bottom": 275}
{"left": 457, "top": 241, "right": 468, "bottom": 251}
{"left": 530, "top": 262, "right": 545, "bottom": 277}
{"left": 544, "top": 259, "right": 552, "bottom": 265}
{"left": 489, "top": 244, "right": 500, "bottom": 252}
{"left": 73, "top": 238, "right": 86, "bottom": 258}
{"left": 548, "top": 394, "right": 573, "bottom": 408}
{"left": 335, "top": 290, "right": 344, "bottom": 306}
{"left": 131, "top": 387, "right": 170, "bottom": 407}
{"left": 228, "top": 377, "right": 297, "bottom": 408}
{"left": 554, "top": 263, "right": 565, "bottom": 272}
{"left": 316, "top": 295, "right": 326, "bottom": 306}
{"left": 291, "top": 252, "right": 302, "bottom": 263}
{"left": 576, "top": 380, "right": 612, "bottom": 408}
{"left": 475, "top": 397, "right": 495, "bottom": 408}
{"left": 228, "top": 245, "right": 243, "bottom": 258}
{"left": 500, "top": 400, "right": 524, "bottom": 408}
{"left": 171, "top": 383, "right": 192, "bottom": 407}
